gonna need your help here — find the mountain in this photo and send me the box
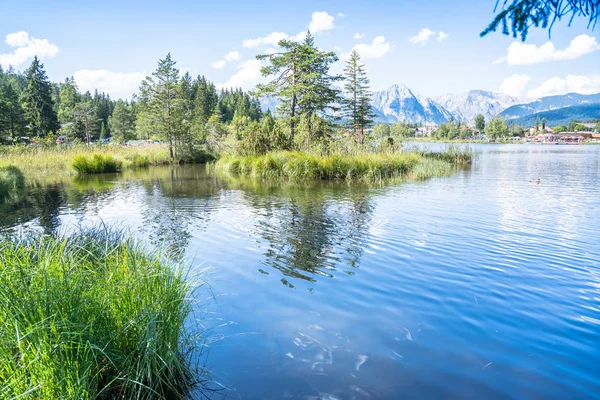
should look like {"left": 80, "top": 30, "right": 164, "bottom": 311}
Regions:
{"left": 371, "top": 84, "right": 453, "bottom": 125}
{"left": 509, "top": 104, "right": 600, "bottom": 127}
{"left": 500, "top": 92, "right": 600, "bottom": 120}
{"left": 434, "top": 90, "right": 518, "bottom": 124}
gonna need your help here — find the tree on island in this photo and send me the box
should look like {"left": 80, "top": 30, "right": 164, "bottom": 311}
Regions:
{"left": 482, "top": 0, "right": 599, "bottom": 40}
{"left": 342, "top": 50, "right": 375, "bottom": 142}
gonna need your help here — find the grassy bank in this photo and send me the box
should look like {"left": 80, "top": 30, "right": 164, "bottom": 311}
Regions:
{"left": 213, "top": 148, "right": 472, "bottom": 182}
{"left": 0, "top": 230, "right": 203, "bottom": 399}
{"left": 0, "top": 145, "right": 173, "bottom": 182}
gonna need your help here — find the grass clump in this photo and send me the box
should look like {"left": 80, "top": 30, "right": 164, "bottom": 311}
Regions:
{"left": 0, "top": 230, "right": 203, "bottom": 399}
{"left": 214, "top": 149, "right": 470, "bottom": 183}
{"left": 0, "top": 165, "right": 25, "bottom": 203}
{"left": 72, "top": 153, "right": 123, "bottom": 174}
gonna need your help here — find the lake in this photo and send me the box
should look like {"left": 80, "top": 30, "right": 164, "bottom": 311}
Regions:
{"left": 1, "top": 144, "right": 599, "bottom": 399}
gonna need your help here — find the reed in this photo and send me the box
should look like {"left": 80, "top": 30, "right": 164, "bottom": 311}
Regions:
{"left": 0, "top": 229, "right": 204, "bottom": 399}
{"left": 72, "top": 153, "right": 123, "bottom": 174}
{"left": 214, "top": 148, "right": 471, "bottom": 182}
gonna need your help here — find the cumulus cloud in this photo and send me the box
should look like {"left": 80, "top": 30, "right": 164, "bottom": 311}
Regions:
{"left": 242, "top": 11, "right": 336, "bottom": 48}
{"left": 527, "top": 75, "right": 600, "bottom": 98}
{"left": 0, "top": 30, "right": 59, "bottom": 68}
{"left": 409, "top": 28, "right": 435, "bottom": 45}
{"left": 354, "top": 33, "right": 365, "bottom": 39}
{"left": 351, "top": 36, "right": 391, "bottom": 59}
{"left": 437, "top": 32, "right": 449, "bottom": 42}
{"left": 211, "top": 60, "right": 226, "bottom": 69}
{"left": 212, "top": 50, "right": 242, "bottom": 69}
{"left": 73, "top": 69, "right": 146, "bottom": 100}
{"left": 309, "top": 11, "right": 335, "bottom": 33}
{"left": 498, "top": 74, "right": 531, "bottom": 97}
{"left": 219, "top": 60, "right": 262, "bottom": 90}
{"left": 243, "top": 31, "right": 289, "bottom": 48}
{"left": 224, "top": 51, "right": 241, "bottom": 62}
{"left": 495, "top": 34, "right": 600, "bottom": 65}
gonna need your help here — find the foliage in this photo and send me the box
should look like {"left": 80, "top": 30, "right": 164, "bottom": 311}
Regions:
{"left": 20, "top": 57, "right": 59, "bottom": 137}
{"left": 553, "top": 124, "right": 568, "bottom": 133}
{"left": 72, "top": 153, "right": 123, "bottom": 174}
{"left": 481, "top": 0, "right": 599, "bottom": 40}
{"left": 475, "top": 114, "right": 486, "bottom": 132}
{"left": 109, "top": 100, "right": 137, "bottom": 143}
{"left": 0, "top": 229, "right": 203, "bottom": 399}
{"left": 485, "top": 116, "right": 510, "bottom": 139}
{"left": 0, "top": 165, "right": 25, "bottom": 203}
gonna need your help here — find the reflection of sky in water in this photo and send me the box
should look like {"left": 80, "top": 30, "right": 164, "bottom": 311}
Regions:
{"left": 1, "top": 144, "right": 600, "bottom": 398}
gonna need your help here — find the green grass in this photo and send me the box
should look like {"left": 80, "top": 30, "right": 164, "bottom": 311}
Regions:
{"left": 0, "top": 229, "right": 204, "bottom": 399}
{"left": 0, "top": 166, "right": 25, "bottom": 203}
{"left": 0, "top": 145, "right": 173, "bottom": 183}
{"left": 72, "top": 154, "right": 123, "bottom": 174}
{"left": 213, "top": 149, "right": 472, "bottom": 182}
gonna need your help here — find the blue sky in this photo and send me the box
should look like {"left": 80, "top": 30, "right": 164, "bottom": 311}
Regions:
{"left": 1, "top": 0, "right": 598, "bottom": 101}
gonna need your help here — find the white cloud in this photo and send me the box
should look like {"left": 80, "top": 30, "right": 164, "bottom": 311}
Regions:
{"left": 0, "top": 30, "right": 59, "bottom": 68}
{"left": 498, "top": 74, "right": 531, "bottom": 97}
{"left": 437, "top": 32, "right": 449, "bottom": 42}
{"left": 212, "top": 50, "right": 242, "bottom": 69}
{"left": 219, "top": 60, "right": 262, "bottom": 90}
{"left": 351, "top": 36, "right": 391, "bottom": 59}
{"left": 354, "top": 33, "right": 365, "bottom": 39}
{"left": 242, "top": 11, "right": 336, "bottom": 49}
{"left": 73, "top": 69, "right": 146, "bottom": 100}
{"left": 224, "top": 51, "right": 241, "bottom": 62}
{"left": 309, "top": 11, "right": 335, "bottom": 33}
{"left": 527, "top": 75, "right": 600, "bottom": 98}
{"left": 243, "top": 31, "right": 289, "bottom": 48}
{"left": 409, "top": 28, "right": 435, "bottom": 45}
{"left": 211, "top": 60, "right": 226, "bottom": 69}
{"left": 337, "top": 12, "right": 346, "bottom": 18}
{"left": 497, "top": 34, "right": 600, "bottom": 66}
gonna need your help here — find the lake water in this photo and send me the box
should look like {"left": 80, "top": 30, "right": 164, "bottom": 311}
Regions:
{"left": 1, "top": 144, "right": 600, "bottom": 399}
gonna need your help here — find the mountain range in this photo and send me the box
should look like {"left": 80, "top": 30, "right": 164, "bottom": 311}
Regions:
{"left": 260, "top": 85, "right": 600, "bottom": 127}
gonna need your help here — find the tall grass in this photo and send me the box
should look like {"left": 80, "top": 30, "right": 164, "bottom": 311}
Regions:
{"left": 214, "top": 148, "right": 471, "bottom": 182}
{"left": 0, "top": 166, "right": 25, "bottom": 203}
{"left": 72, "top": 153, "right": 123, "bottom": 174}
{"left": 0, "top": 145, "right": 173, "bottom": 183}
{"left": 0, "top": 229, "right": 204, "bottom": 399}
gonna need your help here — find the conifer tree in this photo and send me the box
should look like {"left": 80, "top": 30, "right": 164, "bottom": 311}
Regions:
{"left": 342, "top": 50, "right": 374, "bottom": 142}
{"left": 20, "top": 57, "right": 59, "bottom": 137}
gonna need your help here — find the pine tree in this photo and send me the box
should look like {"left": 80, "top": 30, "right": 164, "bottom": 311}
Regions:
{"left": 20, "top": 57, "right": 59, "bottom": 137}
{"left": 109, "top": 100, "right": 136, "bottom": 143}
{"left": 474, "top": 114, "right": 485, "bottom": 133}
{"left": 342, "top": 50, "right": 375, "bottom": 142}
{"left": 136, "top": 53, "right": 183, "bottom": 161}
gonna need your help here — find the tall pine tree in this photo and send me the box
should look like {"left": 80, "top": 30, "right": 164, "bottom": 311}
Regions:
{"left": 20, "top": 57, "right": 59, "bottom": 137}
{"left": 342, "top": 50, "right": 374, "bottom": 142}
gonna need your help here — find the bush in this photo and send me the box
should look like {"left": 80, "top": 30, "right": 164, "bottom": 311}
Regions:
{"left": 0, "top": 229, "right": 203, "bottom": 399}
{"left": 72, "top": 153, "right": 123, "bottom": 174}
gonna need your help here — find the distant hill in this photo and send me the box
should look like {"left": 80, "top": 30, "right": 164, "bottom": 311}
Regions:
{"left": 500, "top": 92, "right": 600, "bottom": 120}
{"left": 510, "top": 104, "right": 600, "bottom": 127}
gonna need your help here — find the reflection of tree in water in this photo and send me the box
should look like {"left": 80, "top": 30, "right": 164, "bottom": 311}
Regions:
{"left": 0, "top": 184, "right": 66, "bottom": 234}
{"left": 137, "top": 166, "right": 224, "bottom": 259}
{"left": 233, "top": 182, "right": 374, "bottom": 289}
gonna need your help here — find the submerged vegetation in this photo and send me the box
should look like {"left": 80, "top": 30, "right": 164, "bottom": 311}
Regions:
{"left": 0, "top": 230, "right": 203, "bottom": 399}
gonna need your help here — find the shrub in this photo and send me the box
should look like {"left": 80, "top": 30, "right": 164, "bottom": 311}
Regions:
{"left": 72, "top": 153, "right": 123, "bottom": 174}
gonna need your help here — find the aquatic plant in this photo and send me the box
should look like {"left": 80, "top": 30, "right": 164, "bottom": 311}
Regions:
{"left": 72, "top": 153, "right": 123, "bottom": 174}
{"left": 214, "top": 149, "right": 471, "bottom": 182}
{"left": 0, "top": 229, "right": 204, "bottom": 399}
